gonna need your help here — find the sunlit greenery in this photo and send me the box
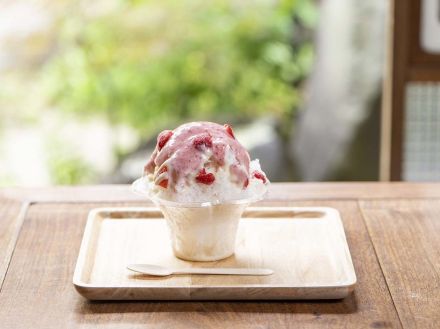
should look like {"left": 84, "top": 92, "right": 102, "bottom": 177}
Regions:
{"left": 0, "top": 0, "right": 316, "bottom": 185}
{"left": 47, "top": 140, "right": 97, "bottom": 185}
{"left": 45, "top": 0, "right": 316, "bottom": 136}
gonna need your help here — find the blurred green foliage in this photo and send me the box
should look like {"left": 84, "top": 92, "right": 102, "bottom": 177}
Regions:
{"left": 47, "top": 140, "right": 97, "bottom": 185}
{"left": 45, "top": 0, "right": 316, "bottom": 136}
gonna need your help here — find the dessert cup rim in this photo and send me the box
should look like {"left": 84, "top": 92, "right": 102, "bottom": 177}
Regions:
{"left": 131, "top": 177, "right": 266, "bottom": 208}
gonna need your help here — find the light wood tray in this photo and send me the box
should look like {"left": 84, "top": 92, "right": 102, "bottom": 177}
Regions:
{"left": 73, "top": 207, "right": 356, "bottom": 300}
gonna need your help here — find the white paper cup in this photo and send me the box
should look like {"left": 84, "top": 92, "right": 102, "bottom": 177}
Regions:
{"left": 132, "top": 177, "right": 265, "bottom": 261}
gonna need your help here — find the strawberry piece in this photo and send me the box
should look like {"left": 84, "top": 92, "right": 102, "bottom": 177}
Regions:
{"left": 157, "top": 130, "right": 173, "bottom": 150}
{"left": 158, "top": 166, "right": 168, "bottom": 175}
{"left": 252, "top": 171, "right": 267, "bottom": 183}
{"left": 193, "top": 134, "right": 213, "bottom": 151}
{"left": 156, "top": 166, "right": 168, "bottom": 188}
{"left": 224, "top": 124, "right": 235, "bottom": 139}
{"left": 195, "top": 168, "right": 215, "bottom": 185}
{"left": 157, "top": 179, "right": 168, "bottom": 188}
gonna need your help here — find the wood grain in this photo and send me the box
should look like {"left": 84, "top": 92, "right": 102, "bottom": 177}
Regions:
{"left": 4, "top": 182, "right": 440, "bottom": 203}
{"left": 73, "top": 207, "right": 356, "bottom": 300}
{"left": 360, "top": 199, "right": 440, "bottom": 329}
{"left": 0, "top": 201, "right": 401, "bottom": 329}
{"left": 0, "top": 198, "right": 27, "bottom": 289}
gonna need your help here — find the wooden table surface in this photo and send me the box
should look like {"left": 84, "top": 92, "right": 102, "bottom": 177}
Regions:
{"left": 0, "top": 182, "right": 439, "bottom": 329}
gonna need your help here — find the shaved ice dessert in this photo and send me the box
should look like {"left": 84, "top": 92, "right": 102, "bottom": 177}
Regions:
{"left": 133, "top": 121, "right": 269, "bottom": 261}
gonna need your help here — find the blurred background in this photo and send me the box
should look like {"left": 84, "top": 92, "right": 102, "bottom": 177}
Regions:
{"left": 0, "top": 0, "right": 389, "bottom": 186}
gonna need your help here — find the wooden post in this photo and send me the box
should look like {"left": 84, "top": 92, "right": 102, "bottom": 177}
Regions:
{"left": 381, "top": 0, "right": 440, "bottom": 181}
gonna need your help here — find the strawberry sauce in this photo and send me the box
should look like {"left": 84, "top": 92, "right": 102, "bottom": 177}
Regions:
{"left": 145, "top": 122, "right": 250, "bottom": 189}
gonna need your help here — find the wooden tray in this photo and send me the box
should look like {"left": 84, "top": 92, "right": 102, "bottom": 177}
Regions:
{"left": 73, "top": 207, "right": 356, "bottom": 300}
